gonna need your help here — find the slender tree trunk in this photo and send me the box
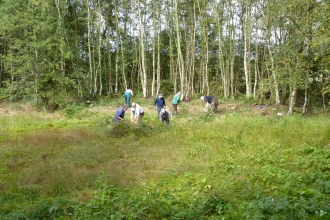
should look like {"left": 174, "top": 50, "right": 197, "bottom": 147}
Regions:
{"left": 287, "top": 86, "right": 296, "bottom": 115}
{"left": 229, "top": 0, "right": 235, "bottom": 98}
{"left": 174, "top": 0, "right": 185, "bottom": 95}
{"left": 244, "top": 1, "right": 252, "bottom": 97}
{"left": 252, "top": 5, "right": 259, "bottom": 99}
{"left": 97, "top": 0, "right": 102, "bottom": 95}
{"left": 107, "top": 40, "right": 112, "bottom": 94}
{"left": 151, "top": 23, "right": 156, "bottom": 97}
{"left": 302, "top": 79, "right": 308, "bottom": 114}
{"left": 120, "top": 37, "right": 127, "bottom": 90}
{"left": 157, "top": 31, "right": 161, "bottom": 96}
{"left": 87, "top": 3, "right": 93, "bottom": 97}
{"left": 137, "top": 0, "right": 147, "bottom": 97}
{"left": 267, "top": 32, "right": 280, "bottom": 105}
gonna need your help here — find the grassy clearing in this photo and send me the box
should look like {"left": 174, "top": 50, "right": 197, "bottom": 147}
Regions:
{"left": 0, "top": 99, "right": 330, "bottom": 219}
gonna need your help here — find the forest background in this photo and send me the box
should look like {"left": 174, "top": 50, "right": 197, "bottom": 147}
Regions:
{"left": 1, "top": 0, "right": 330, "bottom": 219}
{"left": 0, "top": 0, "right": 330, "bottom": 113}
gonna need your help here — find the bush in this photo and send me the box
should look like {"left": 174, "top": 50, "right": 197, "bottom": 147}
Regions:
{"left": 64, "top": 102, "right": 85, "bottom": 118}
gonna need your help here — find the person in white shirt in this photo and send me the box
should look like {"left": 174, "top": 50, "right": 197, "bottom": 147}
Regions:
{"left": 131, "top": 102, "right": 144, "bottom": 123}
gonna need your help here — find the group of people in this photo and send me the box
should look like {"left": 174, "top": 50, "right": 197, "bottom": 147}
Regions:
{"left": 114, "top": 88, "right": 218, "bottom": 125}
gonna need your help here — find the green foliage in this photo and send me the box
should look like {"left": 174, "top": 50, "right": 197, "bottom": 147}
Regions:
{"left": 103, "top": 120, "right": 155, "bottom": 139}
{"left": 158, "top": 79, "right": 174, "bottom": 98}
{"left": 64, "top": 102, "right": 85, "bottom": 118}
{"left": 198, "top": 109, "right": 215, "bottom": 121}
{"left": 224, "top": 131, "right": 246, "bottom": 148}
{"left": 1, "top": 103, "right": 330, "bottom": 219}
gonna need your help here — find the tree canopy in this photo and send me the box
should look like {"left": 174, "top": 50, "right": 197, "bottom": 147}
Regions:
{"left": 0, "top": 0, "right": 329, "bottom": 113}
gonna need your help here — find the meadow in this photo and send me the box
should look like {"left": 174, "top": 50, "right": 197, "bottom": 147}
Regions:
{"left": 0, "top": 97, "right": 329, "bottom": 219}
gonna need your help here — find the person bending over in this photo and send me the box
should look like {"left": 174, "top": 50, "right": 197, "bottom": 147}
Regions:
{"left": 131, "top": 102, "right": 144, "bottom": 123}
{"left": 114, "top": 104, "right": 128, "bottom": 123}
{"left": 200, "top": 95, "right": 218, "bottom": 111}
{"left": 159, "top": 108, "right": 172, "bottom": 125}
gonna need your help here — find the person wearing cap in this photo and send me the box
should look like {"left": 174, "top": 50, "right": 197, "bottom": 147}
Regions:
{"left": 114, "top": 104, "right": 128, "bottom": 123}
{"left": 200, "top": 95, "right": 219, "bottom": 112}
{"left": 124, "top": 89, "right": 133, "bottom": 107}
{"left": 159, "top": 108, "right": 172, "bottom": 125}
{"left": 131, "top": 102, "right": 144, "bottom": 123}
{"left": 171, "top": 91, "right": 181, "bottom": 116}
{"left": 154, "top": 93, "right": 166, "bottom": 117}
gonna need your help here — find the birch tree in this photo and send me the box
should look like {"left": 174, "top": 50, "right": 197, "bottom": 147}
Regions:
{"left": 137, "top": 0, "right": 147, "bottom": 97}
{"left": 243, "top": 0, "right": 252, "bottom": 96}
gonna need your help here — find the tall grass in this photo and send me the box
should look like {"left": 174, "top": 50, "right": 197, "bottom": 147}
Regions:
{"left": 0, "top": 101, "right": 329, "bottom": 219}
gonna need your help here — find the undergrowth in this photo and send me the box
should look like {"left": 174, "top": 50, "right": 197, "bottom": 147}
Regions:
{"left": 0, "top": 102, "right": 330, "bottom": 219}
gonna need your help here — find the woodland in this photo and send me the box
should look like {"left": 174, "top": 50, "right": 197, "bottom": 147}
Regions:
{"left": 0, "top": 0, "right": 329, "bottom": 114}
{"left": 1, "top": 1, "right": 330, "bottom": 219}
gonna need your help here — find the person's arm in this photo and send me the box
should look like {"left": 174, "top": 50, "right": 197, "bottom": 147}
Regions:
{"left": 118, "top": 110, "right": 125, "bottom": 120}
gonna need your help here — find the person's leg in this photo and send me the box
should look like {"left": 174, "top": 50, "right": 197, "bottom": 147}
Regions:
{"left": 173, "top": 104, "right": 177, "bottom": 115}
{"left": 124, "top": 93, "right": 128, "bottom": 105}
{"left": 157, "top": 106, "right": 162, "bottom": 117}
{"left": 211, "top": 97, "right": 218, "bottom": 111}
{"left": 124, "top": 93, "right": 129, "bottom": 106}
{"left": 138, "top": 112, "right": 144, "bottom": 122}
{"left": 127, "top": 94, "right": 131, "bottom": 107}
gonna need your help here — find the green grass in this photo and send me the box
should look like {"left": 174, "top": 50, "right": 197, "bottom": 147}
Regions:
{"left": 0, "top": 100, "right": 329, "bottom": 219}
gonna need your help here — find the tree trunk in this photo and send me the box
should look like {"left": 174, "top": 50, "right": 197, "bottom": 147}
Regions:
{"left": 97, "top": 0, "right": 102, "bottom": 95}
{"left": 174, "top": 0, "right": 185, "bottom": 96}
{"left": 137, "top": 0, "right": 147, "bottom": 97}
{"left": 244, "top": 1, "right": 252, "bottom": 97}
{"left": 287, "top": 86, "right": 296, "bottom": 115}
{"left": 87, "top": 3, "right": 94, "bottom": 97}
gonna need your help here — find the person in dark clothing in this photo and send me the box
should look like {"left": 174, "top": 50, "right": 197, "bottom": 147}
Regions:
{"left": 114, "top": 104, "right": 128, "bottom": 123}
{"left": 200, "top": 96, "right": 219, "bottom": 111}
{"left": 154, "top": 93, "right": 166, "bottom": 117}
{"left": 159, "top": 108, "right": 172, "bottom": 125}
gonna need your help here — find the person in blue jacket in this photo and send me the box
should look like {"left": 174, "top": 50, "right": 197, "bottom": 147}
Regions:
{"left": 154, "top": 93, "right": 166, "bottom": 117}
{"left": 114, "top": 104, "right": 128, "bottom": 123}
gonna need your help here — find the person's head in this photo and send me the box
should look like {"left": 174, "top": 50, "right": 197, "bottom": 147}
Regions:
{"left": 132, "top": 102, "right": 136, "bottom": 107}
{"left": 131, "top": 107, "right": 135, "bottom": 113}
{"left": 178, "top": 91, "right": 181, "bottom": 95}
{"left": 200, "top": 96, "right": 204, "bottom": 100}
{"left": 158, "top": 93, "right": 163, "bottom": 98}
{"left": 123, "top": 104, "right": 128, "bottom": 110}
{"left": 161, "top": 108, "right": 166, "bottom": 114}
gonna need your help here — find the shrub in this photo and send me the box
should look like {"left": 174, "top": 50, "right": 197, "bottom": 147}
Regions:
{"left": 64, "top": 102, "right": 85, "bottom": 118}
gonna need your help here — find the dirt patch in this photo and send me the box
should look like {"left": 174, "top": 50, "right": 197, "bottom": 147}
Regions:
{"left": 0, "top": 102, "right": 35, "bottom": 116}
